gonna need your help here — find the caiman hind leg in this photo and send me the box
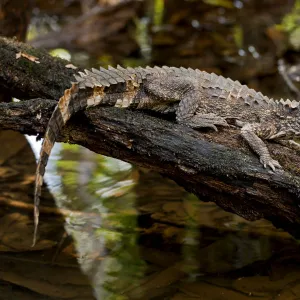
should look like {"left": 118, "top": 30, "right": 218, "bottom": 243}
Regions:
{"left": 177, "top": 112, "right": 228, "bottom": 131}
{"left": 269, "top": 129, "right": 300, "bottom": 152}
{"left": 176, "top": 91, "right": 229, "bottom": 131}
{"left": 276, "top": 139, "right": 300, "bottom": 151}
{"left": 143, "top": 74, "right": 229, "bottom": 130}
{"left": 240, "top": 123, "right": 282, "bottom": 171}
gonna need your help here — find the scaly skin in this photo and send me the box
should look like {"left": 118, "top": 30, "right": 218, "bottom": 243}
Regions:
{"left": 32, "top": 65, "right": 300, "bottom": 245}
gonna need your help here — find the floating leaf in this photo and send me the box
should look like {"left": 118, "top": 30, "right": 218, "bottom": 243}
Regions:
{"left": 16, "top": 52, "right": 40, "bottom": 63}
{"left": 49, "top": 48, "right": 71, "bottom": 60}
{"left": 65, "top": 64, "right": 78, "bottom": 69}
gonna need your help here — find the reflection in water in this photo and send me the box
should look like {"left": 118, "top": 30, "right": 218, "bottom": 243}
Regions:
{"left": 55, "top": 144, "right": 146, "bottom": 299}
{"left": 0, "top": 131, "right": 94, "bottom": 299}
{"left": 2, "top": 133, "right": 300, "bottom": 299}
{"left": 12, "top": 137, "right": 300, "bottom": 299}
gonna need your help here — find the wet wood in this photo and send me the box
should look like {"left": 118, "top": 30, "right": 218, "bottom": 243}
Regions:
{"left": 0, "top": 37, "right": 299, "bottom": 237}
{"left": 0, "top": 37, "right": 80, "bottom": 100}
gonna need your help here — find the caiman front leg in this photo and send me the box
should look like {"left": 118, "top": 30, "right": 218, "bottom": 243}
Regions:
{"left": 240, "top": 123, "right": 282, "bottom": 171}
{"left": 176, "top": 91, "right": 228, "bottom": 131}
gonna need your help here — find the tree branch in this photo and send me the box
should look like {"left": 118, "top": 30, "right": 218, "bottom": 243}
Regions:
{"left": 0, "top": 37, "right": 300, "bottom": 236}
{"left": 0, "top": 36, "right": 79, "bottom": 100}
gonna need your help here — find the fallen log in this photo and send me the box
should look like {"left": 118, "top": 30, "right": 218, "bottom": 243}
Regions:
{"left": 0, "top": 36, "right": 300, "bottom": 237}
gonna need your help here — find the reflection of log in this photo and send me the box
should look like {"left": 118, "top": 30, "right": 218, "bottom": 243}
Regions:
{"left": 0, "top": 37, "right": 300, "bottom": 237}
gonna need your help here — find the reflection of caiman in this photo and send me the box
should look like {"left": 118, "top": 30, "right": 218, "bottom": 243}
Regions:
{"left": 33, "top": 66, "right": 300, "bottom": 244}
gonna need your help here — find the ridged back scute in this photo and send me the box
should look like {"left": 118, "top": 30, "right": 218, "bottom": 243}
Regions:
{"left": 253, "top": 91, "right": 265, "bottom": 105}
{"left": 241, "top": 88, "right": 257, "bottom": 106}
{"left": 276, "top": 98, "right": 300, "bottom": 118}
{"left": 193, "top": 70, "right": 274, "bottom": 108}
{"left": 110, "top": 65, "right": 132, "bottom": 81}
{"left": 198, "top": 71, "right": 212, "bottom": 88}
{"left": 213, "top": 75, "right": 227, "bottom": 90}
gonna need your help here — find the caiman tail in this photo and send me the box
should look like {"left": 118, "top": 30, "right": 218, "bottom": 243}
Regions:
{"left": 33, "top": 66, "right": 145, "bottom": 245}
{"left": 33, "top": 78, "right": 97, "bottom": 246}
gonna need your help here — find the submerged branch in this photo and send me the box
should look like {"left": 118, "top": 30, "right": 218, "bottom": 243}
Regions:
{"left": 0, "top": 37, "right": 300, "bottom": 236}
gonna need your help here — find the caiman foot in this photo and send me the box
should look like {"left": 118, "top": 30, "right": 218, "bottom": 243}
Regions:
{"left": 241, "top": 123, "right": 283, "bottom": 172}
{"left": 259, "top": 155, "right": 282, "bottom": 172}
{"left": 181, "top": 113, "right": 228, "bottom": 131}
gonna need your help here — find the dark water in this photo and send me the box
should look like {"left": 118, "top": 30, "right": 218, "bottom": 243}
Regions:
{"left": 1, "top": 0, "right": 300, "bottom": 299}
{"left": 1, "top": 133, "right": 299, "bottom": 300}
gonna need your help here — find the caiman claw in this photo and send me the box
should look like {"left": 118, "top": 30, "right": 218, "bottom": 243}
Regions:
{"left": 260, "top": 155, "right": 282, "bottom": 172}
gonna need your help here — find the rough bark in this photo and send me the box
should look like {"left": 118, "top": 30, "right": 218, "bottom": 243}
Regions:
{"left": 0, "top": 37, "right": 80, "bottom": 100}
{"left": 0, "top": 37, "right": 300, "bottom": 237}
